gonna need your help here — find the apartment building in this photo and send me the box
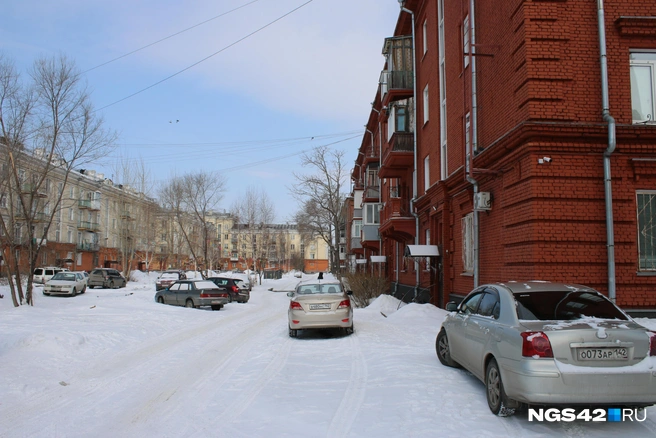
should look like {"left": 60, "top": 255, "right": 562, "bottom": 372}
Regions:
{"left": 350, "top": 0, "right": 656, "bottom": 311}
{"left": 0, "top": 146, "right": 159, "bottom": 274}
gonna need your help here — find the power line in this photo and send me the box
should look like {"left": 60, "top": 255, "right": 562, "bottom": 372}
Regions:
{"left": 82, "top": 0, "right": 262, "bottom": 74}
{"left": 94, "top": 0, "right": 315, "bottom": 113}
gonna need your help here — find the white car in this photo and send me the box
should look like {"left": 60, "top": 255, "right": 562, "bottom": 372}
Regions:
{"left": 287, "top": 280, "right": 354, "bottom": 337}
{"left": 43, "top": 272, "right": 88, "bottom": 297}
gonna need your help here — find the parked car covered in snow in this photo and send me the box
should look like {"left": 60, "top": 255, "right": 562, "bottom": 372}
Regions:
{"left": 436, "top": 281, "right": 656, "bottom": 416}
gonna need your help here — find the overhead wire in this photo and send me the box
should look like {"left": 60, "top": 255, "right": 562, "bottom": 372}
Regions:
{"left": 82, "top": 0, "right": 262, "bottom": 74}
{"left": 94, "top": 0, "right": 315, "bottom": 113}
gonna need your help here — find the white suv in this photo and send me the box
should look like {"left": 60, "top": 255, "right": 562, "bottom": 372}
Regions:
{"left": 33, "top": 267, "right": 69, "bottom": 284}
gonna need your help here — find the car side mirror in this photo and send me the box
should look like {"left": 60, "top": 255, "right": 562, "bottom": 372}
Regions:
{"left": 346, "top": 290, "right": 353, "bottom": 295}
{"left": 286, "top": 292, "right": 294, "bottom": 298}
{"left": 446, "top": 301, "right": 458, "bottom": 312}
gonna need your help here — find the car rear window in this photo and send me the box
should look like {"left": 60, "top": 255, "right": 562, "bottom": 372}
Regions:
{"left": 34, "top": 269, "right": 43, "bottom": 275}
{"left": 297, "top": 284, "right": 342, "bottom": 294}
{"left": 514, "top": 291, "right": 628, "bottom": 321}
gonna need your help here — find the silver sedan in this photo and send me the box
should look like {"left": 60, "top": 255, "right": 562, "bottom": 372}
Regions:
{"left": 436, "top": 281, "right": 656, "bottom": 416}
{"left": 287, "top": 280, "right": 354, "bottom": 337}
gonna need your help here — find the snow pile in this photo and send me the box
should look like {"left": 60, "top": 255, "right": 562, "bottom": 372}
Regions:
{"left": 363, "top": 294, "right": 405, "bottom": 317}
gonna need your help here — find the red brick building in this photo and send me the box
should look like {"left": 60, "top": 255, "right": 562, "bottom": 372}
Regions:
{"left": 350, "top": 0, "right": 656, "bottom": 312}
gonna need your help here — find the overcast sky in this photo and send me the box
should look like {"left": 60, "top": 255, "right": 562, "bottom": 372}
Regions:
{"left": 1, "top": 0, "right": 401, "bottom": 221}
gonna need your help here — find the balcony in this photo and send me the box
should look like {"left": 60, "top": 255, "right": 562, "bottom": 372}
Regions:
{"left": 379, "top": 132, "right": 414, "bottom": 179}
{"left": 78, "top": 199, "right": 101, "bottom": 211}
{"left": 78, "top": 221, "right": 100, "bottom": 232}
{"left": 20, "top": 183, "right": 47, "bottom": 198}
{"left": 364, "top": 185, "right": 380, "bottom": 202}
{"left": 380, "top": 36, "right": 414, "bottom": 104}
{"left": 379, "top": 195, "right": 414, "bottom": 242}
{"left": 77, "top": 241, "right": 100, "bottom": 252}
{"left": 16, "top": 211, "right": 47, "bottom": 222}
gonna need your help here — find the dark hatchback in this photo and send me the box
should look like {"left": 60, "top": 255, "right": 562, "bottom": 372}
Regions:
{"left": 207, "top": 276, "right": 250, "bottom": 303}
{"left": 154, "top": 279, "right": 229, "bottom": 310}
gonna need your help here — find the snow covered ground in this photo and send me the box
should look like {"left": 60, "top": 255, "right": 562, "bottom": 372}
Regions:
{"left": 1, "top": 272, "right": 656, "bottom": 437}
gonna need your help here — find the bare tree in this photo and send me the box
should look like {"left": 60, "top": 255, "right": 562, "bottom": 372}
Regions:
{"left": 289, "top": 146, "right": 347, "bottom": 274}
{"left": 231, "top": 186, "right": 275, "bottom": 282}
{"left": 111, "top": 156, "right": 158, "bottom": 276}
{"left": 0, "top": 53, "right": 116, "bottom": 306}
{"left": 159, "top": 171, "right": 226, "bottom": 278}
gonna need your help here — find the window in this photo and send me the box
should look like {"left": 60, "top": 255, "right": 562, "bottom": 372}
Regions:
{"left": 462, "top": 213, "right": 474, "bottom": 273}
{"left": 422, "top": 19, "right": 428, "bottom": 55}
{"left": 0, "top": 193, "right": 6, "bottom": 208}
{"left": 424, "top": 155, "right": 430, "bottom": 192}
{"left": 463, "top": 14, "right": 470, "bottom": 68}
{"left": 460, "top": 292, "right": 483, "bottom": 315}
{"left": 396, "top": 106, "right": 408, "bottom": 132}
{"left": 352, "top": 220, "right": 362, "bottom": 238}
{"left": 69, "top": 208, "right": 74, "bottom": 221}
{"left": 637, "top": 191, "right": 656, "bottom": 271}
{"left": 477, "top": 289, "right": 501, "bottom": 319}
{"left": 630, "top": 52, "right": 656, "bottom": 124}
{"left": 423, "top": 84, "right": 430, "bottom": 124}
{"left": 364, "top": 203, "right": 381, "bottom": 225}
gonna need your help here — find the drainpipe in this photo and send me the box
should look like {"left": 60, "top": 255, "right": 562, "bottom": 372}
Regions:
{"left": 465, "top": 0, "right": 480, "bottom": 287}
{"left": 399, "top": 0, "right": 420, "bottom": 296}
{"left": 596, "top": 0, "right": 616, "bottom": 302}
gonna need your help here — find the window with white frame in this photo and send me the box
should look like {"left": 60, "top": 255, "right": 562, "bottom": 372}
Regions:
{"left": 631, "top": 52, "right": 656, "bottom": 124}
{"left": 424, "top": 155, "right": 430, "bottom": 192}
{"left": 439, "top": 0, "right": 448, "bottom": 180}
{"left": 423, "top": 19, "right": 428, "bottom": 55}
{"left": 637, "top": 191, "right": 656, "bottom": 271}
{"left": 462, "top": 213, "right": 474, "bottom": 273}
{"left": 423, "top": 84, "right": 430, "bottom": 124}
{"left": 364, "top": 203, "right": 381, "bottom": 225}
{"left": 352, "top": 220, "right": 362, "bottom": 237}
{"left": 463, "top": 14, "right": 470, "bottom": 69}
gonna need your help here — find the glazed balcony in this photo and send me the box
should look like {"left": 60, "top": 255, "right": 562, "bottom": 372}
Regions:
{"left": 379, "top": 132, "right": 414, "bottom": 179}
{"left": 380, "top": 36, "right": 414, "bottom": 105}
{"left": 77, "top": 241, "right": 100, "bottom": 252}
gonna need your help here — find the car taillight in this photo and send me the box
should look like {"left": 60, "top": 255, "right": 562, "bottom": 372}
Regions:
{"left": 521, "top": 331, "right": 553, "bottom": 358}
{"left": 200, "top": 293, "right": 209, "bottom": 298}
{"left": 290, "top": 301, "right": 302, "bottom": 310}
{"left": 231, "top": 285, "right": 239, "bottom": 293}
{"left": 338, "top": 299, "right": 350, "bottom": 309}
{"left": 649, "top": 331, "right": 656, "bottom": 357}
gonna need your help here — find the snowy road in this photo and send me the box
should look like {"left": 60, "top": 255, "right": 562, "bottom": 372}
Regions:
{"left": 1, "top": 272, "right": 656, "bottom": 437}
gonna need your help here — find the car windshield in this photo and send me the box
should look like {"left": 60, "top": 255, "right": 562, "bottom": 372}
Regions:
{"left": 297, "top": 284, "right": 342, "bottom": 295}
{"left": 52, "top": 273, "right": 75, "bottom": 281}
{"left": 514, "top": 291, "right": 628, "bottom": 321}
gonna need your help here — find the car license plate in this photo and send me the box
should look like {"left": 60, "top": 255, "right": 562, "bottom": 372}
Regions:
{"left": 211, "top": 300, "right": 222, "bottom": 304}
{"left": 578, "top": 347, "right": 628, "bottom": 361}
{"left": 309, "top": 303, "right": 331, "bottom": 310}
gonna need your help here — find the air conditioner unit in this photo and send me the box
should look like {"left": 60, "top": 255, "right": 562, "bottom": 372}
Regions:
{"left": 474, "top": 192, "right": 492, "bottom": 211}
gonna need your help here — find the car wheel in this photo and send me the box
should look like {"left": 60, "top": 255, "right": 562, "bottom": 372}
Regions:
{"left": 436, "top": 329, "right": 459, "bottom": 368}
{"left": 345, "top": 324, "right": 354, "bottom": 335}
{"left": 486, "top": 358, "right": 515, "bottom": 417}
{"left": 185, "top": 299, "right": 195, "bottom": 308}
{"left": 109, "top": 280, "right": 115, "bottom": 289}
{"left": 157, "top": 296, "right": 164, "bottom": 304}
{"left": 71, "top": 288, "right": 77, "bottom": 297}
{"left": 228, "top": 295, "right": 233, "bottom": 303}
{"left": 211, "top": 305, "right": 223, "bottom": 311}
{"left": 289, "top": 326, "right": 298, "bottom": 338}
{"left": 82, "top": 286, "right": 86, "bottom": 294}
{"left": 43, "top": 291, "right": 50, "bottom": 296}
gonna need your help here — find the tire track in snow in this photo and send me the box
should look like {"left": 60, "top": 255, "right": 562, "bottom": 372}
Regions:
{"left": 0, "top": 299, "right": 283, "bottom": 437}
{"left": 326, "top": 332, "right": 368, "bottom": 438}
{"left": 212, "top": 336, "right": 293, "bottom": 424}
